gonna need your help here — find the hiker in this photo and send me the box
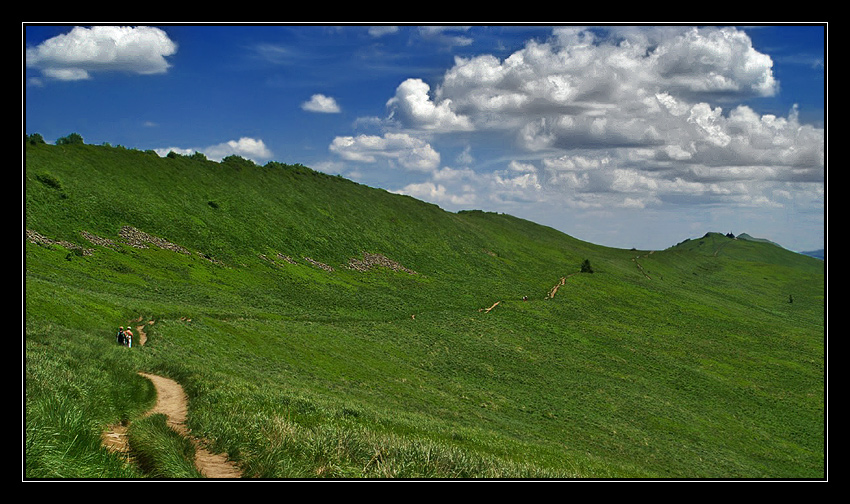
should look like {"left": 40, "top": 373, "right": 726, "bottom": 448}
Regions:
{"left": 124, "top": 328, "right": 133, "bottom": 348}
{"left": 117, "top": 326, "right": 125, "bottom": 345}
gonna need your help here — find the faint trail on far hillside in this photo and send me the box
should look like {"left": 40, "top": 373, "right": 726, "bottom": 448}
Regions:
{"left": 632, "top": 251, "right": 655, "bottom": 280}
{"left": 546, "top": 273, "right": 577, "bottom": 299}
{"left": 479, "top": 301, "right": 501, "bottom": 313}
{"left": 714, "top": 239, "right": 733, "bottom": 257}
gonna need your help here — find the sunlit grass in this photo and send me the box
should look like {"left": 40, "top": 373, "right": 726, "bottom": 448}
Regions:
{"left": 25, "top": 142, "right": 825, "bottom": 479}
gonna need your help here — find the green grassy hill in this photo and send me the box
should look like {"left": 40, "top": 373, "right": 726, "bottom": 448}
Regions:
{"left": 24, "top": 140, "right": 825, "bottom": 479}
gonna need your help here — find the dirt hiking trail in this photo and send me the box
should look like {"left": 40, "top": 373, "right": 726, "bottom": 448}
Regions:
{"left": 103, "top": 318, "right": 242, "bottom": 478}
{"left": 103, "top": 372, "right": 242, "bottom": 478}
{"left": 129, "top": 316, "right": 154, "bottom": 346}
{"left": 138, "top": 372, "right": 242, "bottom": 478}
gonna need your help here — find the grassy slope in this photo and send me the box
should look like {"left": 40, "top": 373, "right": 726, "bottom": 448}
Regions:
{"left": 24, "top": 142, "right": 825, "bottom": 478}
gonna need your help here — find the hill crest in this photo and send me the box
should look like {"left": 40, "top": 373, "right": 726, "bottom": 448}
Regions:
{"left": 25, "top": 139, "right": 825, "bottom": 479}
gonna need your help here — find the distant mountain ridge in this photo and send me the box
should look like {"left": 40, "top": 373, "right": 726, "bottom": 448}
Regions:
{"left": 800, "top": 249, "right": 825, "bottom": 260}
{"left": 735, "top": 232, "right": 824, "bottom": 261}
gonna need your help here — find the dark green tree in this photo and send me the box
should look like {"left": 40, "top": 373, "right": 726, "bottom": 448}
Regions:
{"left": 26, "top": 133, "right": 46, "bottom": 145}
{"left": 221, "top": 155, "right": 256, "bottom": 170}
{"left": 580, "top": 259, "right": 594, "bottom": 273}
{"left": 55, "top": 132, "right": 84, "bottom": 145}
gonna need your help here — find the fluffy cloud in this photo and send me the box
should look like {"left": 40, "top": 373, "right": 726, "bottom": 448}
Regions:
{"left": 380, "top": 27, "right": 796, "bottom": 166}
{"left": 386, "top": 78, "right": 473, "bottom": 132}
{"left": 207, "top": 137, "right": 273, "bottom": 162}
{"left": 433, "top": 26, "right": 781, "bottom": 142}
{"left": 301, "top": 94, "right": 341, "bottom": 113}
{"left": 156, "top": 137, "right": 272, "bottom": 163}
{"left": 380, "top": 26, "right": 821, "bottom": 214}
{"left": 653, "top": 96, "right": 824, "bottom": 181}
{"left": 326, "top": 26, "right": 821, "bottom": 250}
{"left": 647, "top": 27, "right": 778, "bottom": 98}
{"left": 329, "top": 132, "right": 441, "bottom": 172}
{"left": 393, "top": 181, "right": 476, "bottom": 206}
{"left": 26, "top": 26, "right": 177, "bottom": 81}
{"left": 392, "top": 161, "right": 547, "bottom": 211}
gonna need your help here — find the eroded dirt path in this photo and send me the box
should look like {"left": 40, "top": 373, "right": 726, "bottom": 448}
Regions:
{"left": 130, "top": 316, "right": 153, "bottom": 346}
{"left": 546, "top": 273, "right": 577, "bottom": 299}
{"left": 138, "top": 372, "right": 242, "bottom": 479}
{"left": 103, "top": 317, "right": 242, "bottom": 478}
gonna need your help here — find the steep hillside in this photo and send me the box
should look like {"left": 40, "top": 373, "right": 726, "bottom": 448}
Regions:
{"left": 25, "top": 141, "right": 825, "bottom": 479}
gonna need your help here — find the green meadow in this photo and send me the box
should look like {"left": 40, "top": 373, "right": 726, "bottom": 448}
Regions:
{"left": 24, "top": 139, "right": 825, "bottom": 479}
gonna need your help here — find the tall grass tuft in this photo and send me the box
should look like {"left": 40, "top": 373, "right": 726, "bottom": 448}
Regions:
{"left": 25, "top": 395, "right": 142, "bottom": 478}
{"left": 127, "top": 414, "right": 204, "bottom": 478}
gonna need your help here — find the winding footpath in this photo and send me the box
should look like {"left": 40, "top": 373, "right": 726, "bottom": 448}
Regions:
{"left": 102, "top": 319, "right": 242, "bottom": 479}
{"left": 137, "top": 372, "right": 242, "bottom": 479}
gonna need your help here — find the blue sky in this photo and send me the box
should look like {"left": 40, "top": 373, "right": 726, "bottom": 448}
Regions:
{"left": 24, "top": 24, "right": 825, "bottom": 252}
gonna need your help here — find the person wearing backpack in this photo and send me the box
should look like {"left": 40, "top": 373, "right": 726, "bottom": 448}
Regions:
{"left": 117, "top": 326, "right": 125, "bottom": 345}
{"left": 125, "top": 328, "right": 133, "bottom": 348}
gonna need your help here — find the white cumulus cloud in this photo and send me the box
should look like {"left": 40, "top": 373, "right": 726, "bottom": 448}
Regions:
{"left": 301, "top": 94, "right": 341, "bottom": 113}
{"left": 405, "top": 26, "right": 821, "bottom": 211}
{"left": 338, "top": 26, "right": 821, "bottom": 250}
{"left": 329, "top": 132, "right": 441, "bottom": 172}
{"left": 156, "top": 137, "right": 273, "bottom": 163}
{"left": 422, "top": 26, "right": 782, "bottom": 151}
{"left": 393, "top": 181, "right": 477, "bottom": 206}
{"left": 330, "top": 133, "right": 440, "bottom": 172}
{"left": 386, "top": 78, "right": 473, "bottom": 132}
{"left": 26, "top": 26, "right": 177, "bottom": 81}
